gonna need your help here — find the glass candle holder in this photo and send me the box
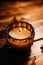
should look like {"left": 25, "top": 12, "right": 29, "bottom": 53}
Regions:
{"left": 6, "top": 21, "right": 35, "bottom": 58}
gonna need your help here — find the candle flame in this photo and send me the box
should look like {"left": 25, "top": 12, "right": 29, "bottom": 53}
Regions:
{"left": 19, "top": 28, "right": 22, "bottom": 32}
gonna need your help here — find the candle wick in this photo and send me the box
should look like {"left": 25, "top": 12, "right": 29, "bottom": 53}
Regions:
{"left": 19, "top": 30, "right": 22, "bottom": 32}
{"left": 19, "top": 28, "right": 22, "bottom": 32}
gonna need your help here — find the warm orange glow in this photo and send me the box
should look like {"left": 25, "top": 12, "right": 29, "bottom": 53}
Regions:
{"left": 9, "top": 27, "right": 31, "bottom": 39}
{"left": 23, "top": 15, "right": 31, "bottom": 19}
{"left": 19, "top": 27, "right": 22, "bottom": 33}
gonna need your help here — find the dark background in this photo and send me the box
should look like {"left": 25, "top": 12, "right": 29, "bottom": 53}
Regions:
{"left": 0, "top": 0, "right": 30, "bottom": 2}
{"left": 0, "top": 0, "right": 43, "bottom": 4}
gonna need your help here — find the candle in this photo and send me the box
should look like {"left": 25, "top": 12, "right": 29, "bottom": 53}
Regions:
{"left": 7, "top": 21, "right": 34, "bottom": 51}
{"left": 6, "top": 21, "right": 35, "bottom": 61}
{"left": 9, "top": 27, "right": 31, "bottom": 39}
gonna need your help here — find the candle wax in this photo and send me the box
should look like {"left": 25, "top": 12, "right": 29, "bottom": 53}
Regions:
{"left": 9, "top": 27, "right": 31, "bottom": 39}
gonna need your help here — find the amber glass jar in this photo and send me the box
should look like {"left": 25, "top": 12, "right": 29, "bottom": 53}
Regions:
{"left": 6, "top": 21, "right": 35, "bottom": 51}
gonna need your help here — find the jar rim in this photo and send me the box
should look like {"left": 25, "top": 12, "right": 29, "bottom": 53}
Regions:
{"left": 6, "top": 21, "right": 35, "bottom": 40}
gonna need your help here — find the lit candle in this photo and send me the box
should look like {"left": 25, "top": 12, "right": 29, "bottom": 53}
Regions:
{"left": 9, "top": 27, "right": 31, "bottom": 39}
{"left": 7, "top": 21, "right": 35, "bottom": 51}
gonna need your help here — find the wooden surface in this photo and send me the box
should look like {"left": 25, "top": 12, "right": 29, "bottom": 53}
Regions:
{"left": 21, "top": 56, "right": 43, "bottom": 65}
{"left": 0, "top": 1, "right": 43, "bottom": 65}
{"left": 0, "top": 1, "right": 43, "bottom": 30}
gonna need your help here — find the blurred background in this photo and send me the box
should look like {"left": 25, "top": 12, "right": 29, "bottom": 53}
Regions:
{"left": 0, "top": 0, "right": 43, "bottom": 30}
